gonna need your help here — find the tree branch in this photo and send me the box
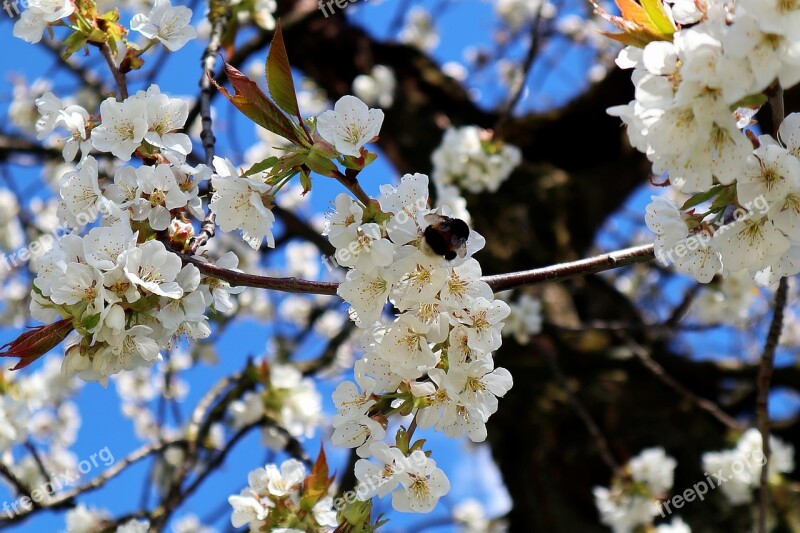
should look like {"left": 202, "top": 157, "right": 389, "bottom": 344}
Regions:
{"left": 99, "top": 43, "right": 128, "bottom": 100}
{"left": 180, "top": 243, "right": 655, "bottom": 296}
{"left": 757, "top": 84, "right": 787, "bottom": 533}
{"left": 757, "top": 276, "right": 788, "bottom": 533}
{"left": 188, "top": 0, "right": 233, "bottom": 253}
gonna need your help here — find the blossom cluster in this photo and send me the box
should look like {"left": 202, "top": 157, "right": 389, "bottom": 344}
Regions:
{"left": 13, "top": 0, "right": 196, "bottom": 50}
{"left": 499, "top": 291, "right": 543, "bottom": 345}
{"left": 701, "top": 427, "right": 794, "bottom": 505}
{"left": 22, "top": 73, "right": 292, "bottom": 383}
{"left": 31, "top": 224, "right": 239, "bottom": 383}
{"left": 0, "top": 357, "right": 81, "bottom": 487}
{"left": 64, "top": 507, "right": 215, "bottom": 532}
{"left": 593, "top": 447, "right": 679, "bottom": 532}
{"left": 431, "top": 125, "right": 522, "bottom": 195}
{"left": 228, "top": 364, "right": 323, "bottom": 450}
{"left": 352, "top": 65, "right": 396, "bottom": 109}
{"left": 324, "top": 172, "right": 513, "bottom": 512}
{"left": 611, "top": 0, "right": 800, "bottom": 284}
{"left": 227, "top": 458, "right": 337, "bottom": 531}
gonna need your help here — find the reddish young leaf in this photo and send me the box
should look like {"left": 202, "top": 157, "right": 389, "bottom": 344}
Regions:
{"left": 0, "top": 318, "right": 75, "bottom": 371}
{"left": 301, "top": 445, "right": 334, "bottom": 510}
{"left": 211, "top": 63, "right": 306, "bottom": 147}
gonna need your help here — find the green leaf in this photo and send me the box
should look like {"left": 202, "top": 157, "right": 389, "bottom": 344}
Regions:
{"left": 640, "top": 0, "right": 675, "bottom": 37}
{"left": 243, "top": 156, "right": 279, "bottom": 177}
{"left": 266, "top": 21, "right": 301, "bottom": 120}
{"left": 305, "top": 146, "right": 337, "bottom": 177}
{"left": 681, "top": 185, "right": 723, "bottom": 210}
{"left": 211, "top": 62, "right": 306, "bottom": 147}
{"left": 730, "top": 93, "right": 768, "bottom": 110}
{"left": 62, "top": 32, "right": 89, "bottom": 60}
{"left": 299, "top": 168, "right": 313, "bottom": 195}
{"left": 709, "top": 185, "right": 736, "bottom": 212}
{"left": 81, "top": 313, "right": 102, "bottom": 331}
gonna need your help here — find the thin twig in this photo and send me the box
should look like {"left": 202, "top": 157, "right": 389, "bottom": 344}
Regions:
{"left": 495, "top": 4, "right": 546, "bottom": 131}
{"left": 41, "top": 39, "right": 105, "bottom": 95}
{"left": 23, "top": 441, "right": 55, "bottom": 495}
{"left": 0, "top": 461, "right": 33, "bottom": 500}
{"left": 188, "top": 0, "right": 233, "bottom": 253}
{"left": 664, "top": 283, "right": 702, "bottom": 329}
{"left": 543, "top": 348, "right": 618, "bottom": 471}
{"left": 0, "top": 439, "right": 186, "bottom": 527}
{"left": 757, "top": 276, "right": 788, "bottom": 533}
{"left": 99, "top": 43, "right": 128, "bottom": 100}
{"left": 620, "top": 333, "right": 743, "bottom": 430}
{"left": 333, "top": 168, "right": 373, "bottom": 206}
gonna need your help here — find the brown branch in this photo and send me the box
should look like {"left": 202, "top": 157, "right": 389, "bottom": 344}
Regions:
{"left": 188, "top": 0, "right": 233, "bottom": 254}
{"left": 757, "top": 276, "right": 788, "bottom": 533}
{"left": 0, "top": 462, "right": 34, "bottom": 502}
{"left": 757, "top": 85, "right": 787, "bottom": 533}
{"left": 181, "top": 244, "right": 655, "bottom": 296}
{"left": 333, "top": 168, "right": 373, "bottom": 206}
{"left": 495, "top": 3, "right": 546, "bottom": 132}
{"left": 481, "top": 244, "right": 655, "bottom": 292}
{"left": 41, "top": 39, "right": 106, "bottom": 95}
{"left": 181, "top": 253, "right": 340, "bottom": 295}
{"left": 99, "top": 43, "right": 128, "bottom": 100}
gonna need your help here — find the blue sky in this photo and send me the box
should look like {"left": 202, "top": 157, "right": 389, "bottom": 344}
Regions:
{"left": 3, "top": 0, "right": 798, "bottom": 531}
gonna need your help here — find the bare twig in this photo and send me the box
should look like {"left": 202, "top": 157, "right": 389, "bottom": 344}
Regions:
{"left": 23, "top": 441, "right": 55, "bottom": 495}
{"left": 620, "top": 333, "right": 743, "bottom": 430}
{"left": 41, "top": 39, "right": 105, "bottom": 95}
{"left": 0, "top": 461, "right": 33, "bottom": 501}
{"left": 757, "top": 276, "right": 788, "bottom": 533}
{"left": 333, "top": 168, "right": 373, "bottom": 206}
{"left": 664, "top": 283, "right": 702, "bottom": 329}
{"left": 188, "top": 0, "right": 233, "bottom": 253}
{"left": 0, "top": 439, "right": 186, "bottom": 528}
{"left": 99, "top": 43, "right": 128, "bottom": 100}
{"left": 496, "top": 4, "right": 546, "bottom": 131}
{"left": 543, "top": 347, "right": 618, "bottom": 471}
{"left": 181, "top": 253, "right": 341, "bottom": 295}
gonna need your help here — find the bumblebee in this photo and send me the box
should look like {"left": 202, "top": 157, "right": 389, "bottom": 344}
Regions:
{"left": 422, "top": 213, "right": 469, "bottom": 260}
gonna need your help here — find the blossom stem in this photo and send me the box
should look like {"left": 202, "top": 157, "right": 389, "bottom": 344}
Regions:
{"left": 332, "top": 168, "right": 373, "bottom": 206}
